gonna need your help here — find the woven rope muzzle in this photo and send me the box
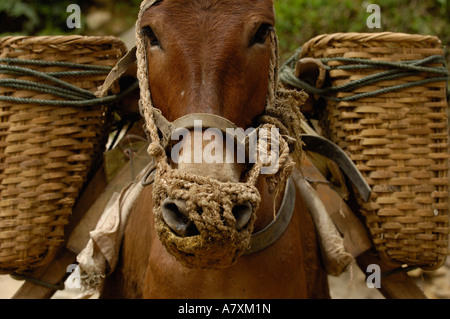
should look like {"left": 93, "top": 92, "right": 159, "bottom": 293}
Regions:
{"left": 135, "top": 0, "right": 290, "bottom": 269}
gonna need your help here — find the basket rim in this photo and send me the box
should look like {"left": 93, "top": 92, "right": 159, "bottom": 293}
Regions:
{"left": 300, "top": 32, "right": 442, "bottom": 58}
{"left": 0, "top": 35, "right": 127, "bottom": 52}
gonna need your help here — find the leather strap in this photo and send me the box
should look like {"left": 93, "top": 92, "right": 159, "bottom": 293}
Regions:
{"left": 301, "top": 134, "right": 371, "bottom": 202}
{"left": 154, "top": 110, "right": 248, "bottom": 152}
{"left": 173, "top": 113, "right": 239, "bottom": 132}
{"left": 244, "top": 176, "right": 296, "bottom": 255}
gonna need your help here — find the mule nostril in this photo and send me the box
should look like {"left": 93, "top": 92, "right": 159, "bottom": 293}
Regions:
{"left": 232, "top": 201, "right": 253, "bottom": 230}
{"left": 161, "top": 198, "right": 198, "bottom": 237}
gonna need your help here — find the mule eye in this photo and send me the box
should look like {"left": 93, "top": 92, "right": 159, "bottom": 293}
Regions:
{"left": 250, "top": 23, "right": 273, "bottom": 46}
{"left": 141, "top": 26, "right": 161, "bottom": 47}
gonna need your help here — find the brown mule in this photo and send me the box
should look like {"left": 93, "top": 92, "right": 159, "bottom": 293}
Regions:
{"left": 100, "top": 0, "right": 330, "bottom": 298}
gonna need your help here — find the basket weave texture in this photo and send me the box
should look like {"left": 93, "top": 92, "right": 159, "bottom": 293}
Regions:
{"left": 0, "top": 36, "right": 126, "bottom": 274}
{"left": 299, "top": 32, "right": 449, "bottom": 269}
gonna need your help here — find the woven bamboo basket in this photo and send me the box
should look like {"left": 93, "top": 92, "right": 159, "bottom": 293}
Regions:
{"left": 0, "top": 36, "right": 127, "bottom": 274}
{"left": 297, "top": 32, "right": 450, "bottom": 269}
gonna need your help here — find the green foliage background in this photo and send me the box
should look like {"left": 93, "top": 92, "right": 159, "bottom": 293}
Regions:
{"left": 0, "top": 0, "right": 142, "bottom": 36}
{"left": 274, "top": 0, "right": 449, "bottom": 65}
{"left": 0, "top": 0, "right": 448, "bottom": 65}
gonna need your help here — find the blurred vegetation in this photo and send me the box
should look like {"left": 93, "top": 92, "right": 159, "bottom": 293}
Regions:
{"left": 0, "top": 0, "right": 448, "bottom": 66}
{"left": 274, "top": 0, "right": 450, "bottom": 65}
{"left": 0, "top": 0, "right": 142, "bottom": 36}
{"left": 0, "top": 1, "right": 82, "bottom": 35}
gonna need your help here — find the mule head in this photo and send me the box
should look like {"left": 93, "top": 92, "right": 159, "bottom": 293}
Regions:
{"left": 137, "top": 0, "right": 278, "bottom": 269}
{"left": 140, "top": 0, "right": 275, "bottom": 127}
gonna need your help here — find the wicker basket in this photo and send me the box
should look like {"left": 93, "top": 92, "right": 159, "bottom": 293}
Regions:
{"left": 298, "top": 32, "right": 449, "bottom": 269}
{"left": 0, "top": 36, "right": 127, "bottom": 274}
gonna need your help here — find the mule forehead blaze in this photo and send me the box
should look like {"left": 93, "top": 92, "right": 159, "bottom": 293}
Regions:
{"left": 139, "top": 0, "right": 275, "bottom": 128}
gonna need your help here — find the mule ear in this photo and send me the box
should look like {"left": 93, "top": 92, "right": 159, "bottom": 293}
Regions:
{"left": 96, "top": 46, "right": 138, "bottom": 98}
{"left": 295, "top": 57, "right": 326, "bottom": 89}
{"left": 96, "top": 46, "right": 141, "bottom": 119}
{"left": 293, "top": 58, "right": 326, "bottom": 115}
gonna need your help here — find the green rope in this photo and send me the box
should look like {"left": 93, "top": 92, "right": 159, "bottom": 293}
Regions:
{"left": 0, "top": 58, "right": 137, "bottom": 107}
{"left": 11, "top": 272, "right": 65, "bottom": 291}
{"left": 46, "top": 70, "right": 111, "bottom": 77}
{"left": 0, "top": 64, "right": 96, "bottom": 97}
{"left": 0, "top": 79, "right": 90, "bottom": 100}
{"left": 279, "top": 51, "right": 450, "bottom": 102}
{"left": 320, "top": 55, "right": 448, "bottom": 74}
{"left": 0, "top": 57, "right": 112, "bottom": 71}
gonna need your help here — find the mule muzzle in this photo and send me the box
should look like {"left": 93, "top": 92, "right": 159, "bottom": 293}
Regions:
{"left": 161, "top": 197, "right": 253, "bottom": 237}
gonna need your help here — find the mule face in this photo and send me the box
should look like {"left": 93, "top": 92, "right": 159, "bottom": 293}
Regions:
{"left": 139, "top": 0, "right": 275, "bottom": 128}
{"left": 139, "top": 0, "right": 277, "bottom": 253}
